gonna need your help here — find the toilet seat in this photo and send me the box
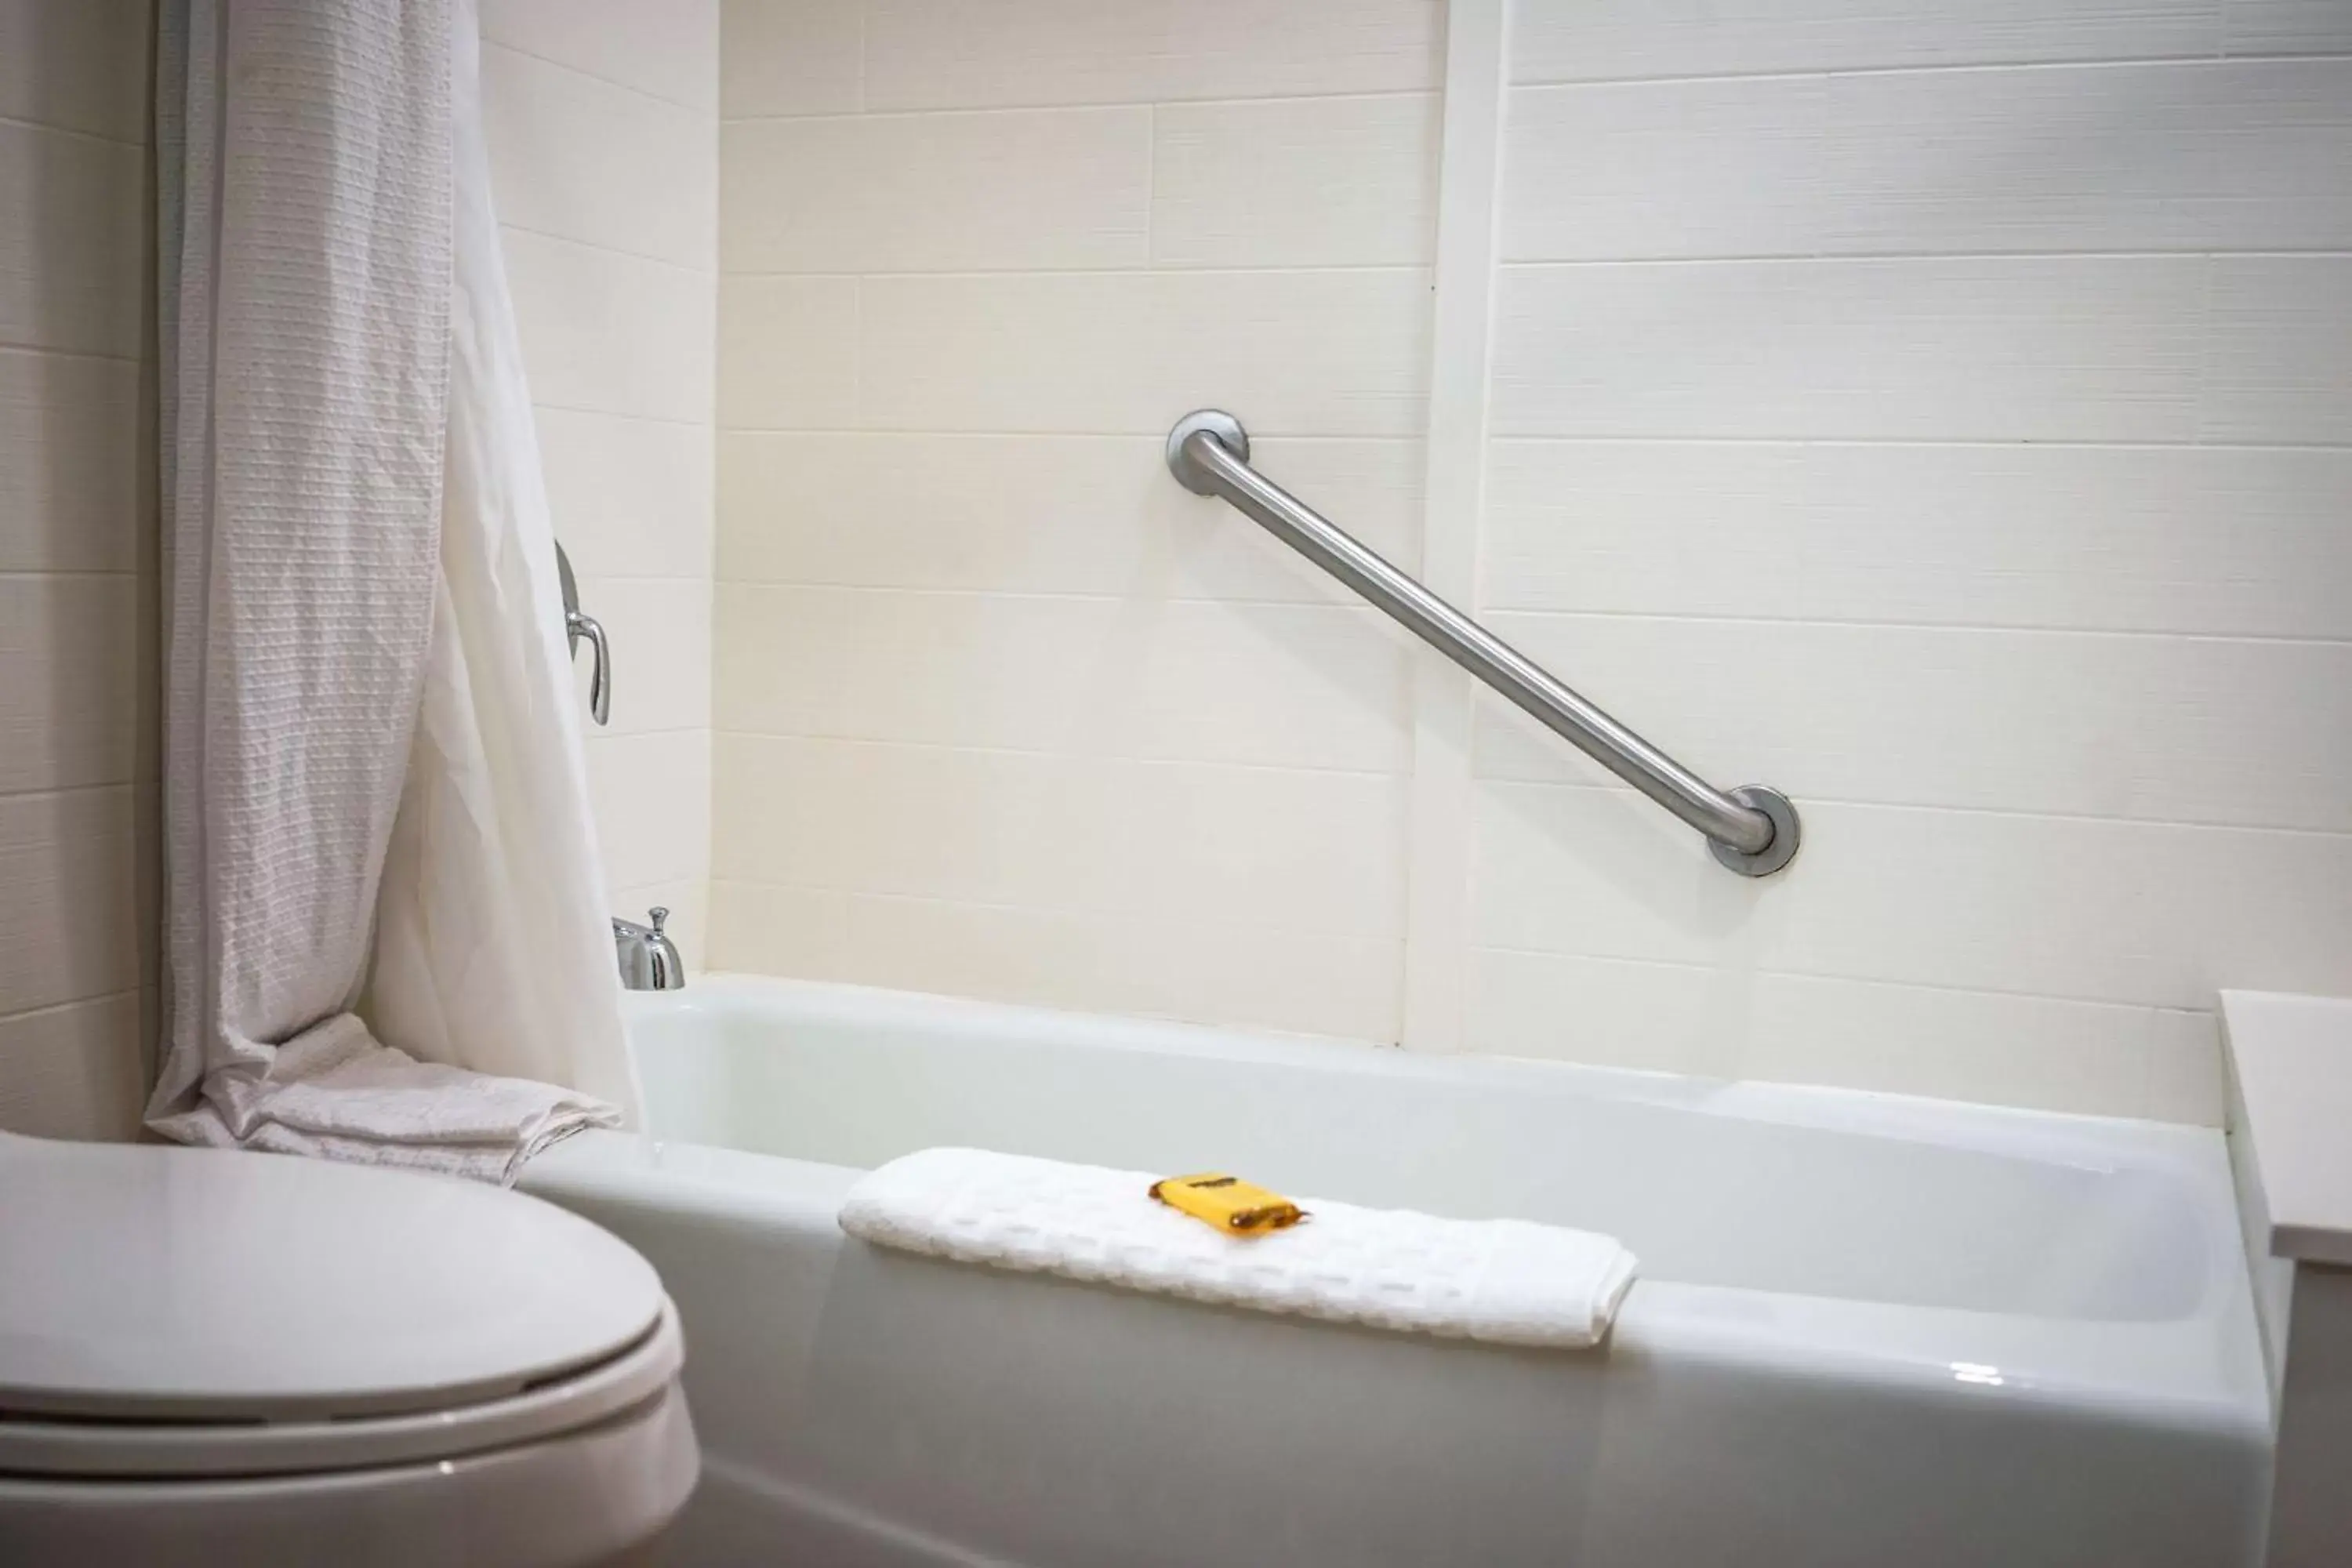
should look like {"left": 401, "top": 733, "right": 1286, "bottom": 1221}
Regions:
{"left": 0, "top": 1302, "right": 684, "bottom": 1478}
{"left": 0, "top": 1380, "right": 699, "bottom": 1568}
{"left": 0, "top": 1132, "right": 681, "bottom": 1475}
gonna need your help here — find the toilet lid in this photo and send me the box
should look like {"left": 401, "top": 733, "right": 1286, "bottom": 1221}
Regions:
{"left": 0, "top": 1135, "right": 667, "bottom": 1422}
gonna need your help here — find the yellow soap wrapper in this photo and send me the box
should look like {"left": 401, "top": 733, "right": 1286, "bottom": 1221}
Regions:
{"left": 1149, "top": 1173, "right": 1308, "bottom": 1236}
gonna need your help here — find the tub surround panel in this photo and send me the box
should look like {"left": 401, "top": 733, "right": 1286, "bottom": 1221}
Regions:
{"left": 1493, "top": 257, "right": 2211, "bottom": 443}
{"left": 714, "top": 0, "right": 1443, "bottom": 1043}
{"left": 717, "top": 432, "right": 1424, "bottom": 601}
{"left": 481, "top": 2, "right": 718, "bottom": 959}
{"left": 1471, "top": 950, "right": 2221, "bottom": 1124}
{"left": 1475, "top": 783, "right": 2352, "bottom": 1012}
{"left": 568, "top": 575, "right": 714, "bottom": 739}
{"left": 1467, "top": 616, "right": 2352, "bottom": 834}
{"left": 0, "top": 348, "right": 142, "bottom": 574}
{"left": 716, "top": 735, "right": 1408, "bottom": 944}
{"left": 0, "top": 118, "right": 144, "bottom": 361}
{"left": 720, "top": 0, "right": 865, "bottom": 118}
{"left": 721, "top": 108, "right": 1153, "bottom": 275}
{"left": 714, "top": 276, "right": 858, "bottom": 432}
{"left": 586, "top": 731, "right": 714, "bottom": 897}
{"left": 0, "top": 577, "right": 140, "bottom": 797}
{"left": 532, "top": 408, "right": 715, "bottom": 585}
{"left": 0, "top": 786, "right": 142, "bottom": 1033}
{"left": 2204, "top": 258, "right": 2352, "bottom": 445}
{"left": 850, "top": 270, "right": 1433, "bottom": 438}
{"left": 858, "top": 0, "right": 1444, "bottom": 113}
{"left": 1501, "top": 60, "right": 2352, "bottom": 260}
{"left": 1150, "top": 94, "right": 1443, "bottom": 270}
{"left": 0, "top": 991, "right": 144, "bottom": 1143}
{"left": 707, "top": 883, "right": 1402, "bottom": 1045}
{"left": 1446, "top": 0, "right": 2352, "bottom": 1123}
{"left": 501, "top": 231, "right": 716, "bottom": 428}
{"left": 481, "top": 0, "right": 720, "bottom": 114}
{"left": 1510, "top": 0, "right": 2348, "bottom": 84}
{"left": 0, "top": 0, "right": 149, "bottom": 143}
{"left": 1481, "top": 441, "right": 2352, "bottom": 640}
{"left": 702, "top": 0, "right": 2350, "bottom": 1123}
{"left": 0, "top": 0, "right": 151, "bottom": 1140}
{"left": 481, "top": 43, "right": 717, "bottom": 272}
{"left": 717, "top": 586, "right": 1413, "bottom": 775}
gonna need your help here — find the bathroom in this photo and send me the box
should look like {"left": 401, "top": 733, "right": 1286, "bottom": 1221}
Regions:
{"left": 4, "top": 0, "right": 2352, "bottom": 1562}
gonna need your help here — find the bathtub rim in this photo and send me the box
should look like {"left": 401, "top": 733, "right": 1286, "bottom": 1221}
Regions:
{"left": 525, "top": 974, "right": 2278, "bottom": 1449}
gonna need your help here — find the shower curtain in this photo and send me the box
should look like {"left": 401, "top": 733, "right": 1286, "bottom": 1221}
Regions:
{"left": 147, "top": 0, "right": 641, "bottom": 1181}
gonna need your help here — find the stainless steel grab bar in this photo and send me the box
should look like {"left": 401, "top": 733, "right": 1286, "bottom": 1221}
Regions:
{"left": 1165, "top": 410, "right": 1800, "bottom": 877}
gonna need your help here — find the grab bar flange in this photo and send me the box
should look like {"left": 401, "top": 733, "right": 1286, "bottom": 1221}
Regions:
{"left": 1710, "top": 785, "right": 1801, "bottom": 877}
{"left": 1167, "top": 408, "right": 1249, "bottom": 495}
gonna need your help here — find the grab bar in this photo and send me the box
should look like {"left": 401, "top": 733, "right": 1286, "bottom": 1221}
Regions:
{"left": 1164, "top": 411, "right": 1799, "bottom": 876}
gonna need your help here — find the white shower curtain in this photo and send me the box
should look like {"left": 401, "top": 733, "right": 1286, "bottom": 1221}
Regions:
{"left": 148, "top": 0, "right": 641, "bottom": 1181}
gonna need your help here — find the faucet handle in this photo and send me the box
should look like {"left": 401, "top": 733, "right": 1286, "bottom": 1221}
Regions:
{"left": 614, "top": 906, "right": 685, "bottom": 991}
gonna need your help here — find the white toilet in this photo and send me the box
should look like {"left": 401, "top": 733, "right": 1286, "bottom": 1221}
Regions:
{"left": 0, "top": 1131, "right": 698, "bottom": 1566}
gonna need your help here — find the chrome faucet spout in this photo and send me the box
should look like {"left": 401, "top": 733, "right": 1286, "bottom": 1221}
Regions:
{"left": 613, "top": 906, "right": 684, "bottom": 991}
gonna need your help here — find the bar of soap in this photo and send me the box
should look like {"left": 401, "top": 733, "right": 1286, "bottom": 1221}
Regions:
{"left": 1148, "top": 1172, "right": 1308, "bottom": 1236}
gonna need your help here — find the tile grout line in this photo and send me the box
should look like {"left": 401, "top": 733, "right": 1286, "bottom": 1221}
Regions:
{"left": 477, "top": 37, "right": 717, "bottom": 116}
{"left": 0, "top": 987, "right": 143, "bottom": 1033}
{"left": 1505, "top": 47, "right": 2352, "bottom": 93}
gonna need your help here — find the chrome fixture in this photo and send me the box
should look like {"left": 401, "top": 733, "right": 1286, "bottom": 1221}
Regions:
{"left": 614, "top": 907, "right": 684, "bottom": 991}
{"left": 555, "top": 539, "right": 611, "bottom": 726}
{"left": 1165, "top": 410, "right": 1799, "bottom": 877}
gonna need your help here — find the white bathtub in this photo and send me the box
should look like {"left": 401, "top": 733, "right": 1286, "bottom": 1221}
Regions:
{"left": 522, "top": 975, "right": 2274, "bottom": 1568}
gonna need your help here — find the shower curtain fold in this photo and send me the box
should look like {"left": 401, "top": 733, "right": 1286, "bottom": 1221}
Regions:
{"left": 147, "top": 0, "right": 640, "bottom": 1183}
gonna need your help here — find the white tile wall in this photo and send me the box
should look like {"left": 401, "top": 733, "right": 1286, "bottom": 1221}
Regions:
{"left": 0, "top": 575, "right": 139, "bottom": 796}
{"left": 0, "top": 992, "right": 146, "bottom": 1143}
{"left": 482, "top": 44, "right": 717, "bottom": 270}
{"left": 714, "top": 0, "right": 1443, "bottom": 1040}
{"left": 1492, "top": 257, "right": 2210, "bottom": 441}
{"left": 1507, "top": 1, "right": 2352, "bottom": 84}
{"left": 1450, "top": 0, "right": 2352, "bottom": 1121}
{"left": 0, "top": 0, "right": 150, "bottom": 142}
{"left": 717, "top": 586, "right": 1411, "bottom": 772}
{"left": 852, "top": 270, "right": 1431, "bottom": 435}
{"left": 0, "top": 118, "right": 144, "bottom": 360}
{"left": 858, "top": 0, "right": 1443, "bottom": 111}
{"left": 481, "top": 0, "right": 720, "bottom": 112}
{"left": 1480, "top": 441, "right": 2352, "bottom": 638}
{"left": 716, "top": 276, "right": 858, "bottom": 430}
{"left": 713, "top": 735, "right": 1406, "bottom": 941}
{"left": 0, "top": 0, "right": 151, "bottom": 1142}
{"left": 483, "top": 1, "right": 719, "bottom": 947}
{"left": 722, "top": 107, "right": 1152, "bottom": 274}
{"left": 707, "top": 0, "right": 2352, "bottom": 1123}
{"left": 716, "top": 433, "right": 1423, "bottom": 598}
{"left": 1472, "top": 615, "right": 2352, "bottom": 833}
{"left": 708, "top": 880, "right": 1402, "bottom": 1042}
{"left": 503, "top": 231, "right": 715, "bottom": 426}
{"left": 1152, "top": 94, "right": 1443, "bottom": 268}
{"left": 0, "top": 347, "right": 141, "bottom": 573}
{"left": 720, "top": 0, "right": 865, "bottom": 118}
{"left": 1501, "top": 61, "right": 2352, "bottom": 260}
{"left": 0, "top": 786, "right": 143, "bottom": 1060}
{"left": 2205, "top": 258, "right": 2352, "bottom": 444}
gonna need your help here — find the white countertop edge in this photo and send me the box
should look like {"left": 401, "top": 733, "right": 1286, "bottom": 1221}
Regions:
{"left": 2220, "top": 989, "right": 2352, "bottom": 1268}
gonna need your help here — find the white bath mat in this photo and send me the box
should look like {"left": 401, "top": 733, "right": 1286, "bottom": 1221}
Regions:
{"left": 838, "top": 1147, "right": 1638, "bottom": 1348}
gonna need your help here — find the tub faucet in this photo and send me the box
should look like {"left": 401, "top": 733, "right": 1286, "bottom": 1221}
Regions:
{"left": 614, "top": 907, "right": 684, "bottom": 991}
